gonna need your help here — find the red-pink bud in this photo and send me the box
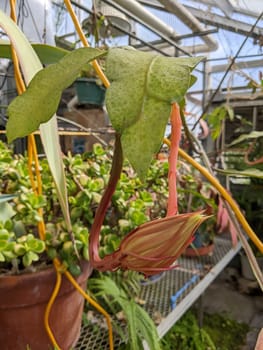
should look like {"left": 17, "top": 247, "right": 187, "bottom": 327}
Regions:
{"left": 92, "top": 210, "right": 209, "bottom": 276}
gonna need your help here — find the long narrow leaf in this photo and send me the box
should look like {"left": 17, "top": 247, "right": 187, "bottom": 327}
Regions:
{"left": 228, "top": 131, "right": 263, "bottom": 146}
{"left": 215, "top": 167, "right": 263, "bottom": 179}
{"left": 0, "top": 39, "right": 69, "bottom": 64}
{"left": 0, "top": 194, "right": 17, "bottom": 203}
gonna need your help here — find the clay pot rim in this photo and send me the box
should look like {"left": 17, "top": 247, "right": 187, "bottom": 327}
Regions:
{"left": 0, "top": 260, "right": 93, "bottom": 306}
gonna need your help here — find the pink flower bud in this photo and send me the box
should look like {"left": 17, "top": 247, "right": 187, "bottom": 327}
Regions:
{"left": 92, "top": 210, "right": 209, "bottom": 276}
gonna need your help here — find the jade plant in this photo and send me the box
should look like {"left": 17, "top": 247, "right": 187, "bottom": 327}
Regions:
{"left": 0, "top": 141, "right": 91, "bottom": 275}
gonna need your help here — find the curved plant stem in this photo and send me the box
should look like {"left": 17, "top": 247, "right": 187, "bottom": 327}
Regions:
{"left": 89, "top": 134, "right": 123, "bottom": 263}
{"left": 44, "top": 265, "right": 62, "bottom": 350}
{"left": 44, "top": 258, "right": 115, "bottom": 350}
{"left": 64, "top": 269, "right": 114, "bottom": 350}
{"left": 164, "top": 139, "right": 263, "bottom": 254}
{"left": 187, "top": 133, "right": 263, "bottom": 290}
{"left": 167, "top": 103, "right": 181, "bottom": 216}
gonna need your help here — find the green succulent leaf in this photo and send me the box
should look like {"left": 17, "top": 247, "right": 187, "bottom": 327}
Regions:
{"left": 13, "top": 243, "right": 27, "bottom": 256}
{"left": 0, "top": 195, "right": 16, "bottom": 222}
{"left": 27, "top": 239, "right": 46, "bottom": 253}
{"left": 105, "top": 47, "right": 203, "bottom": 178}
{"left": 0, "top": 229, "right": 10, "bottom": 241}
{"left": 82, "top": 246, "right": 89, "bottom": 260}
{"left": 62, "top": 241, "right": 73, "bottom": 254}
{"left": 22, "top": 251, "right": 39, "bottom": 267}
{"left": 69, "top": 263, "right": 81, "bottom": 276}
{"left": 47, "top": 247, "right": 57, "bottom": 260}
{"left": 3, "top": 250, "right": 16, "bottom": 260}
{"left": 7, "top": 47, "right": 106, "bottom": 142}
{"left": 0, "top": 241, "right": 8, "bottom": 250}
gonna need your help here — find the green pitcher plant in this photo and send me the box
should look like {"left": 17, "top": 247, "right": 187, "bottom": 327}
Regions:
{"left": 1, "top": 2, "right": 263, "bottom": 349}
{"left": 0, "top": 8, "right": 209, "bottom": 277}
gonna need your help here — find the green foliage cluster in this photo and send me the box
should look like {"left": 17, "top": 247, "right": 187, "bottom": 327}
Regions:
{"left": 0, "top": 221, "right": 45, "bottom": 272}
{"left": 161, "top": 310, "right": 216, "bottom": 350}
{"left": 88, "top": 273, "right": 161, "bottom": 350}
{"left": 204, "top": 104, "right": 234, "bottom": 140}
{"left": 202, "top": 312, "right": 249, "bottom": 350}
{"left": 161, "top": 310, "right": 249, "bottom": 350}
{"left": 0, "top": 141, "right": 91, "bottom": 274}
{"left": 0, "top": 140, "right": 219, "bottom": 273}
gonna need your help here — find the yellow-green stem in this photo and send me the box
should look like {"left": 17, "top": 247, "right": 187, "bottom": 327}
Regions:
{"left": 44, "top": 267, "right": 62, "bottom": 350}
{"left": 63, "top": 0, "right": 110, "bottom": 88}
{"left": 164, "top": 138, "right": 263, "bottom": 254}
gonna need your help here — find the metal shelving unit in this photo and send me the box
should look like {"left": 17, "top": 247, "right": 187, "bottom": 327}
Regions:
{"left": 75, "top": 236, "right": 242, "bottom": 349}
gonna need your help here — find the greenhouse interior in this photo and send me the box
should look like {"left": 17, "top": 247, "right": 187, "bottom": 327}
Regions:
{"left": 0, "top": 0, "right": 262, "bottom": 349}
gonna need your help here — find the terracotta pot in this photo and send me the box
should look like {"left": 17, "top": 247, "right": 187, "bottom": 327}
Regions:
{"left": 183, "top": 243, "right": 215, "bottom": 257}
{"left": 0, "top": 261, "right": 93, "bottom": 350}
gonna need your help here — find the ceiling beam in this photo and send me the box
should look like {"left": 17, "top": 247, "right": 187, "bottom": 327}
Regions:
{"left": 210, "top": 0, "right": 234, "bottom": 18}
{"left": 158, "top": 0, "right": 218, "bottom": 52}
{"left": 70, "top": 0, "right": 191, "bottom": 55}
{"left": 184, "top": 6, "right": 263, "bottom": 38}
{"left": 210, "top": 58, "right": 263, "bottom": 73}
{"left": 137, "top": 0, "right": 261, "bottom": 19}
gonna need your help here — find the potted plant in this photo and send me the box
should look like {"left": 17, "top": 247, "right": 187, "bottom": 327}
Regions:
{"left": 0, "top": 7, "right": 207, "bottom": 349}
{"left": 0, "top": 140, "right": 94, "bottom": 350}
{"left": 1, "top": 3, "right": 262, "bottom": 349}
{"left": 75, "top": 62, "right": 106, "bottom": 107}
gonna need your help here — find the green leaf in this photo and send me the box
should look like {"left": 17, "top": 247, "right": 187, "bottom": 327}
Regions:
{"left": 228, "top": 131, "right": 263, "bottom": 147}
{"left": 204, "top": 105, "right": 227, "bottom": 140}
{"left": 22, "top": 251, "right": 39, "bottom": 267}
{"left": 7, "top": 47, "right": 106, "bottom": 142}
{"left": 225, "top": 104, "right": 234, "bottom": 121}
{"left": 134, "top": 303, "right": 161, "bottom": 350}
{"left": 13, "top": 243, "right": 27, "bottom": 256}
{"left": 0, "top": 194, "right": 17, "bottom": 203}
{"left": 0, "top": 39, "right": 69, "bottom": 65}
{"left": 0, "top": 230, "right": 10, "bottom": 241}
{"left": 0, "top": 195, "right": 16, "bottom": 222}
{"left": 0, "top": 202, "right": 16, "bottom": 222}
{"left": 215, "top": 167, "right": 263, "bottom": 179}
{"left": 0, "top": 241, "right": 8, "bottom": 250}
{"left": 27, "top": 239, "right": 45, "bottom": 253}
{"left": 105, "top": 47, "right": 203, "bottom": 178}
{"left": 88, "top": 275, "right": 161, "bottom": 349}
{"left": 69, "top": 263, "right": 81, "bottom": 276}
{"left": 125, "top": 302, "right": 140, "bottom": 350}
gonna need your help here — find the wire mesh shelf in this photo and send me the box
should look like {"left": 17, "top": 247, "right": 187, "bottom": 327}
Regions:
{"left": 75, "top": 236, "right": 242, "bottom": 349}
